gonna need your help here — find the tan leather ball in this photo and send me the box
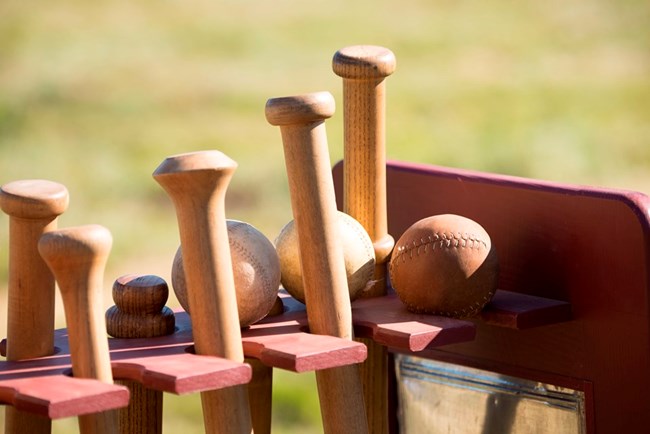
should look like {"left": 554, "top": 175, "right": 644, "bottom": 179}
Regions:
{"left": 172, "top": 220, "right": 281, "bottom": 327}
{"left": 389, "top": 214, "right": 498, "bottom": 318}
{"left": 275, "top": 211, "right": 375, "bottom": 304}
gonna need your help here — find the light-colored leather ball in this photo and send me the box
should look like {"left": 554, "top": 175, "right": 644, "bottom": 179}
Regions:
{"left": 275, "top": 211, "right": 375, "bottom": 304}
{"left": 172, "top": 220, "right": 281, "bottom": 328}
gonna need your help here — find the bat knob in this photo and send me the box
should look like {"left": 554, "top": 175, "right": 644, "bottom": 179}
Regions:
{"left": 38, "top": 224, "right": 113, "bottom": 283}
{"left": 332, "top": 45, "right": 396, "bottom": 80}
{"left": 153, "top": 150, "right": 237, "bottom": 204}
{"left": 265, "top": 91, "right": 335, "bottom": 126}
{"left": 0, "top": 179, "right": 69, "bottom": 219}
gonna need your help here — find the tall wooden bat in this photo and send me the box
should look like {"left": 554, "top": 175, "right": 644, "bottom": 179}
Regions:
{"left": 0, "top": 179, "right": 69, "bottom": 434}
{"left": 333, "top": 45, "right": 396, "bottom": 433}
{"left": 153, "top": 151, "right": 252, "bottom": 434}
{"left": 265, "top": 91, "right": 369, "bottom": 434}
{"left": 38, "top": 224, "right": 119, "bottom": 434}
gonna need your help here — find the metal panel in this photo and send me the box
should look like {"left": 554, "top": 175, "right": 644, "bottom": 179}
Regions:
{"left": 396, "top": 355, "right": 586, "bottom": 434}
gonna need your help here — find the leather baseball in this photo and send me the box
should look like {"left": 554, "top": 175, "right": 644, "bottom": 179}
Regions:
{"left": 275, "top": 211, "right": 375, "bottom": 304}
{"left": 389, "top": 214, "right": 498, "bottom": 318}
{"left": 172, "top": 219, "right": 281, "bottom": 328}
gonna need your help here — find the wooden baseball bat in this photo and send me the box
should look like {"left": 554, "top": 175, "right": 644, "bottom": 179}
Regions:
{"left": 38, "top": 224, "right": 119, "bottom": 434}
{"left": 333, "top": 45, "right": 396, "bottom": 434}
{"left": 0, "top": 179, "right": 69, "bottom": 434}
{"left": 106, "top": 274, "right": 176, "bottom": 434}
{"left": 153, "top": 151, "right": 252, "bottom": 434}
{"left": 265, "top": 91, "right": 369, "bottom": 434}
{"left": 246, "top": 296, "right": 284, "bottom": 434}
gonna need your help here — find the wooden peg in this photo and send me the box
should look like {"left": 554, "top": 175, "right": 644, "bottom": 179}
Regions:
{"left": 0, "top": 179, "right": 69, "bottom": 434}
{"left": 106, "top": 274, "right": 176, "bottom": 434}
{"left": 153, "top": 151, "right": 252, "bottom": 434}
{"left": 38, "top": 224, "right": 119, "bottom": 434}
{"left": 266, "top": 91, "right": 369, "bottom": 434}
{"left": 334, "top": 45, "right": 397, "bottom": 434}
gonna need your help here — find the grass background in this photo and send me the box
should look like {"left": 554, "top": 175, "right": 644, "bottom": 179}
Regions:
{"left": 0, "top": 0, "right": 648, "bottom": 432}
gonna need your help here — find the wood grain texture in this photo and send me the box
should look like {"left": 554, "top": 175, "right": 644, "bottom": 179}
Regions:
{"left": 153, "top": 151, "right": 252, "bottom": 434}
{"left": 38, "top": 224, "right": 119, "bottom": 434}
{"left": 106, "top": 274, "right": 175, "bottom": 339}
{"left": 246, "top": 358, "right": 272, "bottom": 434}
{"left": 107, "top": 274, "right": 176, "bottom": 434}
{"left": 246, "top": 294, "right": 284, "bottom": 434}
{"left": 114, "top": 379, "right": 162, "bottom": 434}
{"left": 333, "top": 45, "right": 396, "bottom": 434}
{"left": 333, "top": 45, "right": 396, "bottom": 295}
{"left": 0, "top": 179, "right": 69, "bottom": 434}
{"left": 266, "top": 91, "right": 368, "bottom": 434}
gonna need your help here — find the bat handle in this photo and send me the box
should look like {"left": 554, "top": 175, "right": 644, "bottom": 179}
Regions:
{"left": 0, "top": 180, "right": 69, "bottom": 359}
{"left": 38, "top": 224, "right": 118, "bottom": 434}
{"left": 0, "top": 180, "right": 69, "bottom": 434}
{"left": 265, "top": 92, "right": 351, "bottom": 339}
{"left": 333, "top": 45, "right": 396, "bottom": 297}
{"left": 153, "top": 150, "right": 252, "bottom": 434}
{"left": 246, "top": 297, "right": 284, "bottom": 434}
{"left": 266, "top": 92, "right": 369, "bottom": 434}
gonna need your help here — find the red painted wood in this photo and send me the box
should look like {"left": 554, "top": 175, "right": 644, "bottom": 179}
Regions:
{"left": 0, "top": 315, "right": 252, "bottom": 418}
{"left": 110, "top": 353, "right": 251, "bottom": 395}
{"left": 277, "top": 290, "right": 477, "bottom": 353}
{"left": 241, "top": 306, "right": 367, "bottom": 372}
{"left": 479, "top": 290, "right": 572, "bottom": 329}
{"left": 349, "top": 290, "right": 571, "bottom": 350}
{"left": 334, "top": 159, "right": 650, "bottom": 434}
{"left": 351, "top": 294, "right": 476, "bottom": 351}
{"left": 0, "top": 302, "right": 371, "bottom": 418}
{"left": 109, "top": 308, "right": 367, "bottom": 376}
{"left": 99, "top": 312, "right": 253, "bottom": 394}
{"left": 0, "top": 375, "right": 128, "bottom": 419}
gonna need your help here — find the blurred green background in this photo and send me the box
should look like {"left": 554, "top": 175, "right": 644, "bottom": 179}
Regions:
{"left": 0, "top": 0, "right": 648, "bottom": 432}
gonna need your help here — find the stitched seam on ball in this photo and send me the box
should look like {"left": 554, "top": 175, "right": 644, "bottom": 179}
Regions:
{"left": 344, "top": 216, "right": 375, "bottom": 260}
{"left": 230, "top": 237, "right": 271, "bottom": 293}
{"left": 392, "top": 232, "right": 487, "bottom": 264}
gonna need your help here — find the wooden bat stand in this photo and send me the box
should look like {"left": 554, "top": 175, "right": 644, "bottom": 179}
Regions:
{"left": 3, "top": 44, "right": 639, "bottom": 434}
{"left": 0, "top": 265, "right": 568, "bottom": 427}
{"left": 0, "top": 160, "right": 575, "bottom": 434}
